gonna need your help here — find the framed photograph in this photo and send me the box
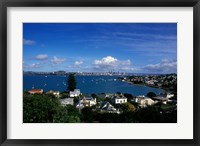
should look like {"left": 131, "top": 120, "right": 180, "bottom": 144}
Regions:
{"left": 0, "top": 0, "right": 199, "bottom": 145}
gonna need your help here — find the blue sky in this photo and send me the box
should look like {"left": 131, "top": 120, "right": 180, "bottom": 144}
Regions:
{"left": 23, "top": 23, "right": 177, "bottom": 73}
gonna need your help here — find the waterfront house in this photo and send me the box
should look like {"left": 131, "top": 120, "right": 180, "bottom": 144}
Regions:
{"left": 28, "top": 89, "right": 43, "bottom": 94}
{"left": 135, "top": 96, "right": 155, "bottom": 107}
{"left": 151, "top": 96, "right": 168, "bottom": 104}
{"left": 47, "top": 90, "right": 60, "bottom": 98}
{"left": 76, "top": 101, "right": 85, "bottom": 110}
{"left": 70, "top": 89, "right": 81, "bottom": 97}
{"left": 100, "top": 102, "right": 119, "bottom": 114}
{"left": 166, "top": 93, "right": 174, "bottom": 98}
{"left": 142, "top": 98, "right": 155, "bottom": 106}
{"left": 82, "top": 97, "right": 97, "bottom": 106}
{"left": 112, "top": 94, "right": 127, "bottom": 104}
{"left": 76, "top": 97, "right": 97, "bottom": 109}
{"left": 60, "top": 98, "right": 74, "bottom": 106}
{"left": 133, "top": 95, "right": 145, "bottom": 103}
{"left": 158, "top": 92, "right": 174, "bottom": 99}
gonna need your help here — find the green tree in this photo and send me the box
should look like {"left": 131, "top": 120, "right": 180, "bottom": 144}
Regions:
{"left": 81, "top": 107, "right": 94, "bottom": 122}
{"left": 120, "top": 102, "right": 136, "bottom": 112}
{"left": 67, "top": 73, "right": 77, "bottom": 91}
{"left": 146, "top": 92, "right": 156, "bottom": 98}
{"left": 53, "top": 105, "right": 81, "bottom": 123}
{"left": 124, "top": 93, "right": 134, "bottom": 102}
{"left": 23, "top": 94, "right": 60, "bottom": 123}
{"left": 23, "top": 92, "right": 81, "bottom": 123}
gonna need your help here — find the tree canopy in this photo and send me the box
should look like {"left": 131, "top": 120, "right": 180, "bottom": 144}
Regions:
{"left": 23, "top": 93, "right": 80, "bottom": 123}
{"left": 146, "top": 92, "right": 156, "bottom": 98}
{"left": 120, "top": 102, "right": 136, "bottom": 112}
{"left": 67, "top": 73, "right": 77, "bottom": 91}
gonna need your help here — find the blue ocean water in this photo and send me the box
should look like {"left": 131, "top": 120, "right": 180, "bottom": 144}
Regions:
{"left": 23, "top": 75, "right": 164, "bottom": 96}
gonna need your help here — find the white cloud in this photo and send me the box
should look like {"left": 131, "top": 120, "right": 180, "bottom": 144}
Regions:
{"left": 74, "top": 61, "right": 83, "bottom": 66}
{"left": 23, "top": 39, "right": 36, "bottom": 45}
{"left": 23, "top": 63, "right": 40, "bottom": 69}
{"left": 35, "top": 54, "right": 48, "bottom": 60}
{"left": 93, "top": 56, "right": 133, "bottom": 71}
{"left": 143, "top": 59, "right": 177, "bottom": 73}
{"left": 51, "top": 56, "right": 65, "bottom": 65}
{"left": 94, "top": 56, "right": 118, "bottom": 65}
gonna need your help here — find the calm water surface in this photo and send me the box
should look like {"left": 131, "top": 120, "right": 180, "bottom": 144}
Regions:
{"left": 23, "top": 75, "right": 164, "bottom": 96}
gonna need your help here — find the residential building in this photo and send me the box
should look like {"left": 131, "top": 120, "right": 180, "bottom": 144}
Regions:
{"left": 135, "top": 96, "right": 155, "bottom": 107}
{"left": 112, "top": 94, "right": 127, "bottom": 104}
{"left": 70, "top": 89, "right": 81, "bottom": 97}
{"left": 60, "top": 98, "right": 74, "bottom": 106}
{"left": 82, "top": 97, "right": 97, "bottom": 106}
{"left": 28, "top": 89, "right": 43, "bottom": 94}
{"left": 47, "top": 90, "right": 60, "bottom": 98}
{"left": 76, "top": 97, "right": 97, "bottom": 109}
{"left": 100, "top": 102, "right": 119, "bottom": 113}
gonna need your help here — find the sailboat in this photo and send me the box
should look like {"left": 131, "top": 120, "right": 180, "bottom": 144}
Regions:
{"left": 63, "top": 80, "right": 66, "bottom": 86}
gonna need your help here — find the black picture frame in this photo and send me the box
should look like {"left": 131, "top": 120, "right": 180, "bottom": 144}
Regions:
{"left": 0, "top": 0, "right": 199, "bottom": 146}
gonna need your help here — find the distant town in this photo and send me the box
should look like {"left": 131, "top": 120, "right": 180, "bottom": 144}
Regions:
{"left": 23, "top": 72, "right": 177, "bottom": 123}
{"left": 23, "top": 71, "right": 165, "bottom": 76}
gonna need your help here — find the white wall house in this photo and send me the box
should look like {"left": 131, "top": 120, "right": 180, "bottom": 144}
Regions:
{"left": 47, "top": 90, "right": 60, "bottom": 98}
{"left": 135, "top": 96, "right": 155, "bottom": 107}
{"left": 143, "top": 98, "right": 155, "bottom": 106}
{"left": 82, "top": 97, "right": 97, "bottom": 107}
{"left": 76, "top": 97, "right": 96, "bottom": 109}
{"left": 113, "top": 95, "right": 127, "bottom": 104}
{"left": 60, "top": 98, "right": 74, "bottom": 106}
{"left": 100, "top": 102, "right": 120, "bottom": 114}
{"left": 70, "top": 89, "right": 81, "bottom": 97}
{"left": 166, "top": 93, "right": 174, "bottom": 98}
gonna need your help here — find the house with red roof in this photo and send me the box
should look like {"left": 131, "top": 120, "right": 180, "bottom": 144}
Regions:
{"left": 28, "top": 89, "right": 43, "bottom": 94}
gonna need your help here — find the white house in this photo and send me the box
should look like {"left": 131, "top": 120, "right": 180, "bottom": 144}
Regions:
{"left": 76, "top": 102, "right": 85, "bottom": 110}
{"left": 112, "top": 95, "right": 127, "bottom": 104}
{"left": 100, "top": 102, "right": 120, "bottom": 114}
{"left": 101, "top": 102, "right": 116, "bottom": 111}
{"left": 75, "top": 97, "right": 96, "bottom": 109}
{"left": 47, "top": 90, "right": 60, "bottom": 98}
{"left": 143, "top": 98, "right": 155, "bottom": 106}
{"left": 166, "top": 93, "right": 174, "bottom": 98}
{"left": 135, "top": 96, "right": 155, "bottom": 107}
{"left": 70, "top": 89, "right": 81, "bottom": 97}
{"left": 82, "top": 97, "right": 97, "bottom": 107}
{"left": 60, "top": 98, "right": 74, "bottom": 106}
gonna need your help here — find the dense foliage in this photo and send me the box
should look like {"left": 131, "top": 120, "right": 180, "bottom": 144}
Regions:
{"left": 67, "top": 73, "right": 77, "bottom": 91}
{"left": 23, "top": 93, "right": 80, "bottom": 123}
{"left": 146, "top": 92, "right": 156, "bottom": 98}
{"left": 23, "top": 92, "right": 176, "bottom": 123}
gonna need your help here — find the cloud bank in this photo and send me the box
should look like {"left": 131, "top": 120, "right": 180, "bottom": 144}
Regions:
{"left": 35, "top": 54, "right": 48, "bottom": 60}
{"left": 93, "top": 56, "right": 134, "bottom": 71}
{"left": 23, "top": 39, "right": 36, "bottom": 45}
{"left": 143, "top": 59, "right": 177, "bottom": 73}
{"left": 51, "top": 56, "right": 66, "bottom": 65}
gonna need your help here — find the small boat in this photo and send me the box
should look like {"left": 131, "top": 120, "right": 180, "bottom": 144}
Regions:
{"left": 62, "top": 80, "right": 66, "bottom": 86}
